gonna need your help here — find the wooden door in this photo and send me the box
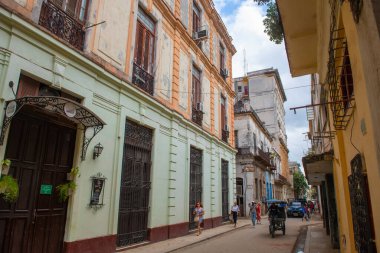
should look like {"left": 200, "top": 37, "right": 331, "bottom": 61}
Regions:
{"left": 0, "top": 111, "right": 76, "bottom": 253}
{"left": 117, "top": 120, "right": 152, "bottom": 247}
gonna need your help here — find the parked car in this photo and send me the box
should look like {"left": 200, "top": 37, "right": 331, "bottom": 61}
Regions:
{"left": 287, "top": 201, "right": 303, "bottom": 217}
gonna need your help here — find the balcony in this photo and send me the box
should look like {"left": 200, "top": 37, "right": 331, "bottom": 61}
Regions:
{"left": 132, "top": 63, "right": 154, "bottom": 95}
{"left": 255, "top": 148, "right": 271, "bottom": 166}
{"left": 39, "top": 1, "right": 85, "bottom": 50}
{"left": 192, "top": 108, "right": 203, "bottom": 127}
{"left": 222, "top": 129, "right": 229, "bottom": 143}
{"left": 275, "top": 173, "right": 290, "bottom": 185}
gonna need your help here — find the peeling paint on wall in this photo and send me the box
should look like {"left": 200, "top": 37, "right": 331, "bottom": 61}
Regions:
{"left": 179, "top": 50, "right": 189, "bottom": 109}
{"left": 156, "top": 31, "right": 173, "bottom": 100}
{"left": 163, "top": 0, "right": 175, "bottom": 12}
{"left": 180, "top": 0, "right": 189, "bottom": 29}
{"left": 214, "top": 86, "right": 219, "bottom": 133}
{"left": 202, "top": 75, "right": 210, "bottom": 126}
{"left": 97, "top": 0, "right": 129, "bottom": 68}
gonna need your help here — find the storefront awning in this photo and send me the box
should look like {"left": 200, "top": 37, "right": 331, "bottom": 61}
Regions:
{"left": 0, "top": 96, "right": 106, "bottom": 160}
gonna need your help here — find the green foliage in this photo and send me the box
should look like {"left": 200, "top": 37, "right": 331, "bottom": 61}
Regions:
{"left": 69, "top": 167, "right": 80, "bottom": 178}
{"left": 1, "top": 159, "right": 11, "bottom": 167}
{"left": 0, "top": 175, "right": 19, "bottom": 203}
{"left": 293, "top": 171, "right": 309, "bottom": 199}
{"left": 253, "top": 0, "right": 284, "bottom": 44}
{"left": 56, "top": 167, "right": 79, "bottom": 202}
{"left": 56, "top": 181, "right": 76, "bottom": 202}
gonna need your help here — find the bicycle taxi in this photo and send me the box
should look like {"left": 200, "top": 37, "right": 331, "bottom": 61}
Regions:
{"left": 267, "top": 199, "right": 287, "bottom": 238}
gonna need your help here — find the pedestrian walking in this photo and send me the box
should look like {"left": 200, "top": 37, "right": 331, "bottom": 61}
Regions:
{"left": 231, "top": 201, "right": 240, "bottom": 228}
{"left": 256, "top": 202, "right": 262, "bottom": 224}
{"left": 249, "top": 201, "right": 257, "bottom": 227}
{"left": 302, "top": 204, "right": 309, "bottom": 222}
{"left": 193, "top": 201, "right": 204, "bottom": 236}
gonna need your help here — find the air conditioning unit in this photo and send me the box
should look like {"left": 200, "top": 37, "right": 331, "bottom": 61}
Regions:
{"left": 193, "top": 29, "right": 208, "bottom": 41}
{"left": 222, "top": 68, "right": 229, "bottom": 78}
{"left": 224, "top": 125, "right": 229, "bottom": 132}
{"left": 196, "top": 102, "right": 203, "bottom": 112}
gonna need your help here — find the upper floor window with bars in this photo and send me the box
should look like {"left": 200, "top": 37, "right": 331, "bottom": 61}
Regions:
{"left": 50, "top": 0, "right": 89, "bottom": 22}
{"left": 191, "top": 65, "right": 203, "bottom": 126}
{"left": 132, "top": 7, "right": 156, "bottom": 95}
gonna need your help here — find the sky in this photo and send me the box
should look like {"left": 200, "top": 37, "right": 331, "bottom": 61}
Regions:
{"left": 213, "top": 0, "right": 311, "bottom": 166}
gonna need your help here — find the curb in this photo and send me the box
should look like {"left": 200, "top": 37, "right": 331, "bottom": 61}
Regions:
{"left": 166, "top": 223, "right": 251, "bottom": 252}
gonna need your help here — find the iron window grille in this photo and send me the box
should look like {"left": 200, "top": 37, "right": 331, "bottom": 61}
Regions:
{"left": 326, "top": 0, "right": 355, "bottom": 130}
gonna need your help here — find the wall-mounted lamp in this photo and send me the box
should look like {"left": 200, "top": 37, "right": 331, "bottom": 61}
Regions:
{"left": 93, "top": 143, "right": 104, "bottom": 159}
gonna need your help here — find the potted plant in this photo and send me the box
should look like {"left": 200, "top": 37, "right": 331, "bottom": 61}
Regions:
{"left": 56, "top": 181, "right": 77, "bottom": 202}
{"left": 1, "top": 159, "right": 11, "bottom": 175}
{"left": 66, "top": 167, "right": 80, "bottom": 180}
{"left": 0, "top": 175, "right": 19, "bottom": 203}
{"left": 57, "top": 167, "right": 79, "bottom": 202}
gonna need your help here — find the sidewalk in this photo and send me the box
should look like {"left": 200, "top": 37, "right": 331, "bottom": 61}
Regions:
{"left": 118, "top": 214, "right": 338, "bottom": 253}
{"left": 303, "top": 221, "right": 339, "bottom": 253}
{"left": 118, "top": 218, "right": 254, "bottom": 253}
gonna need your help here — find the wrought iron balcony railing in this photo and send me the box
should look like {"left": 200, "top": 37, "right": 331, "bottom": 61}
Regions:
{"left": 255, "top": 148, "right": 271, "bottom": 166}
{"left": 39, "top": 1, "right": 85, "bottom": 50}
{"left": 192, "top": 108, "right": 203, "bottom": 127}
{"left": 222, "top": 129, "right": 229, "bottom": 143}
{"left": 132, "top": 63, "right": 154, "bottom": 95}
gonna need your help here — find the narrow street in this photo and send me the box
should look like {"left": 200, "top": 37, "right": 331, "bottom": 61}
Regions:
{"left": 172, "top": 218, "right": 303, "bottom": 253}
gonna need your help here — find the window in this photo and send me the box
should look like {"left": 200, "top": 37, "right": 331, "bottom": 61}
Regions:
{"left": 237, "top": 86, "right": 242, "bottom": 92}
{"left": 244, "top": 86, "right": 249, "bottom": 95}
{"left": 340, "top": 47, "right": 354, "bottom": 111}
{"left": 221, "top": 95, "right": 226, "bottom": 128}
{"left": 134, "top": 8, "right": 155, "bottom": 74}
{"left": 192, "top": 65, "right": 202, "bottom": 108}
{"left": 192, "top": 2, "right": 201, "bottom": 35}
{"left": 234, "top": 130, "right": 238, "bottom": 148}
{"left": 220, "top": 43, "right": 225, "bottom": 70}
{"left": 50, "top": 0, "right": 89, "bottom": 22}
{"left": 252, "top": 133, "right": 257, "bottom": 149}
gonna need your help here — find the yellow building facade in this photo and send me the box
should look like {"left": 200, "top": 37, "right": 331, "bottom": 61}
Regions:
{"left": 278, "top": 0, "right": 380, "bottom": 252}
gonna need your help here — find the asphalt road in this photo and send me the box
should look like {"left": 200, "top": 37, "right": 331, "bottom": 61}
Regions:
{"left": 171, "top": 217, "right": 304, "bottom": 253}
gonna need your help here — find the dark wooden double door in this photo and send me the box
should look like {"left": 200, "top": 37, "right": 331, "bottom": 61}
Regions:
{"left": 0, "top": 111, "right": 76, "bottom": 253}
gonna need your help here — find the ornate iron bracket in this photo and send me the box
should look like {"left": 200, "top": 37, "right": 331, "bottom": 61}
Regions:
{"left": 0, "top": 96, "right": 106, "bottom": 160}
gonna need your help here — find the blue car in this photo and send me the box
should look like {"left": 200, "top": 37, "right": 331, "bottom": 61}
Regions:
{"left": 287, "top": 202, "right": 303, "bottom": 217}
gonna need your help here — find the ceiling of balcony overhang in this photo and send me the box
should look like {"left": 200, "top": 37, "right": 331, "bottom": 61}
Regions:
{"left": 303, "top": 158, "right": 333, "bottom": 185}
{"left": 277, "top": 0, "right": 318, "bottom": 77}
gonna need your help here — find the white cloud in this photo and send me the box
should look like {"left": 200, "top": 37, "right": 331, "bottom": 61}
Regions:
{"left": 218, "top": 0, "right": 311, "bottom": 164}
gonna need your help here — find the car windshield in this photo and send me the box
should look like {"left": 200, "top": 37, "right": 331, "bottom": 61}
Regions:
{"left": 291, "top": 202, "right": 301, "bottom": 207}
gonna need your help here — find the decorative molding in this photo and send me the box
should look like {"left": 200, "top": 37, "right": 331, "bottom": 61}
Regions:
{"left": 52, "top": 56, "right": 67, "bottom": 89}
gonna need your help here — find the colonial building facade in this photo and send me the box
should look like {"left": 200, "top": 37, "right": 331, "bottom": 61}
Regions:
{"left": 234, "top": 68, "right": 291, "bottom": 202}
{"left": 234, "top": 97, "right": 275, "bottom": 216}
{"left": 0, "top": 0, "right": 236, "bottom": 252}
{"left": 278, "top": 0, "right": 380, "bottom": 251}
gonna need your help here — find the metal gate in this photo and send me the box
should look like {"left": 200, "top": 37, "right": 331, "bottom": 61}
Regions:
{"left": 221, "top": 160, "right": 229, "bottom": 222}
{"left": 117, "top": 120, "right": 153, "bottom": 246}
{"left": 189, "top": 147, "right": 202, "bottom": 230}
{"left": 348, "top": 154, "right": 377, "bottom": 253}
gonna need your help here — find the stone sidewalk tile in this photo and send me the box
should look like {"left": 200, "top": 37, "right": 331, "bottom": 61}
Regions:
{"left": 118, "top": 218, "right": 255, "bottom": 253}
{"left": 304, "top": 221, "right": 339, "bottom": 253}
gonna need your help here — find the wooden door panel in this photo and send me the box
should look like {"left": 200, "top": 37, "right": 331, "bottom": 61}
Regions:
{"left": 0, "top": 112, "right": 76, "bottom": 253}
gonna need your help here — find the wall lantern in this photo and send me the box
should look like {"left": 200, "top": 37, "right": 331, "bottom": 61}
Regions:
{"left": 89, "top": 172, "right": 106, "bottom": 210}
{"left": 93, "top": 143, "right": 103, "bottom": 159}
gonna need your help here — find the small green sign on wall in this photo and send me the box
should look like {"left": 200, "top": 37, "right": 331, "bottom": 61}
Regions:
{"left": 40, "top": 184, "right": 53, "bottom": 195}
